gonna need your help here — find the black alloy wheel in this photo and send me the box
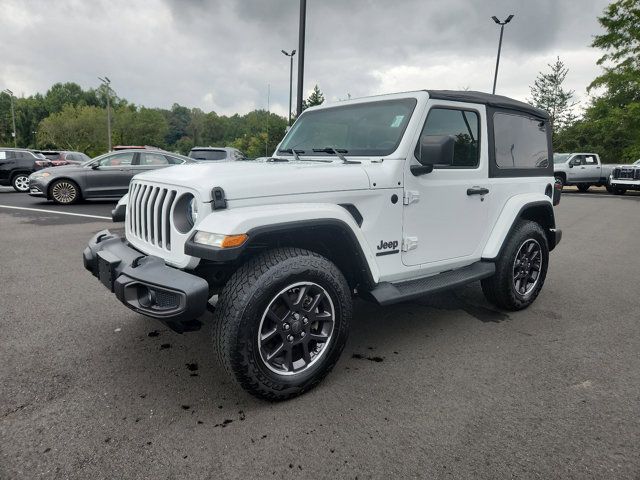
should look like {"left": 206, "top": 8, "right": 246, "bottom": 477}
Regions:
{"left": 258, "top": 282, "right": 335, "bottom": 375}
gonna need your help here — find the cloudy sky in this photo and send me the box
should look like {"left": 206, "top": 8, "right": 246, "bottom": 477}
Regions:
{"left": 1, "top": 0, "right": 611, "bottom": 116}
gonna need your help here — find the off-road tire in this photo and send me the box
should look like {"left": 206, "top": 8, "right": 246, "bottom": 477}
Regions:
{"left": 11, "top": 173, "right": 30, "bottom": 192}
{"left": 606, "top": 185, "right": 614, "bottom": 193}
{"left": 613, "top": 188, "right": 626, "bottom": 195}
{"left": 482, "top": 220, "right": 549, "bottom": 311}
{"left": 50, "top": 179, "right": 80, "bottom": 204}
{"left": 577, "top": 184, "right": 590, "bottom": 193}
{"left": 212, "top": 248, "right": 352, "bottom": 401}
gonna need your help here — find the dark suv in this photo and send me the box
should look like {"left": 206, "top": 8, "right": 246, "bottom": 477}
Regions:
{"left": 0, "top": 148, "right": 49, "bottom": 192}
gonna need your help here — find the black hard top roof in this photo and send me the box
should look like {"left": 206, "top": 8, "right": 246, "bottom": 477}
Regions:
{"left": 426, "top": 90, "right": 549, "bottom": 120}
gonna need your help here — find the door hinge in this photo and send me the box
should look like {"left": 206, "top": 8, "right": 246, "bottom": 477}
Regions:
{"left": 403, "top": 190, "right": 420, "bottom": 205}
{"left": 402, "top": 236, "right": 419, "bottom": 252}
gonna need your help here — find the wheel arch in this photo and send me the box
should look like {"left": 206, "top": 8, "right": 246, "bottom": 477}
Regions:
{"left": 482, "top": 196, "right": 558, "bottom": 260}
{"left": 187, "top": 203, "right": 379, "bottom": 291}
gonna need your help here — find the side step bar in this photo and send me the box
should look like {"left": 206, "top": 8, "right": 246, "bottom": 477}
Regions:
{"left": 369, "top": 261, "right": 495, "bottom": 306}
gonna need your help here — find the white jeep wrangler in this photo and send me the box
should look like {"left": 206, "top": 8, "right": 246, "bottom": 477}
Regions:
{"left": 84, "top": 90, "right": 562, "bottom": 400}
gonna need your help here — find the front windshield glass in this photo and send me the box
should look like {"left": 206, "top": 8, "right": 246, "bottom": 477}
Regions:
{"left": 554, "top": 153, "right": 571, "bottom": 164}
{"left": 82, "top": 152, "right": 110, "bottom": 166}
{"left": 278, "top": 98, "right": 417, "bottom": 157}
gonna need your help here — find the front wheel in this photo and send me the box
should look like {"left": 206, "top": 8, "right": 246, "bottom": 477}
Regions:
{"left": 11, "top": 173, "right": 30, "bottom": 192}
{"left": 212, "top": 248, "right": 352, "bottom": 400}
{"left": 613, "top": 188, "right": 626, "bottom": 195}
{"left": 50, "top": 179, "right": 80, "bottom": 204}
{"left": 482, "top": 220, "right": 549, "bottom": 311}
{"left": 554, "top": 175, "right": 564, "bottom": 189}
{"left": 577, "top": 184, "right": 590, "bottom": 193}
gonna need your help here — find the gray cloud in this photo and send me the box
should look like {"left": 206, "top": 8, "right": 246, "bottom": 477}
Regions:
{"left": 0, "top": 0, "right": 610, "bottom": 115}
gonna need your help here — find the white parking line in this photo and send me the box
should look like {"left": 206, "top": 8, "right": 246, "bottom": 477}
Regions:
{"left": 0, "top": 204, "right": 111, "bottom": 220}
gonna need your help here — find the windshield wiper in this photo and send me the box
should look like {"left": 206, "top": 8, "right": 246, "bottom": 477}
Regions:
{"left": 312, "top": 147, "right": 360, "bottom": 164}
{"left": 279, "top": 148, "right": 305, "bottom": 161}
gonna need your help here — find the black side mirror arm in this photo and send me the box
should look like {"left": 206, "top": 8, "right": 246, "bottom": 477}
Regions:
{"left": 410, "top": 164, "right": 434, "bottom": 176}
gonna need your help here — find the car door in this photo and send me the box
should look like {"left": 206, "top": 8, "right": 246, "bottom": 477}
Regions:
{"left": 129, "top": 151, "right": 182, "bottom": 177}
{"left": 83, "top": 152, "right": 136, "bottom": 198}
{"left": 402, "top": 103, "right": 489, "bottom": 267}
{"left": 583, "top": 154, "right": 600, "bottom": 181}
{"left": 567, "top": 155, "right": 586, "bottom": 182}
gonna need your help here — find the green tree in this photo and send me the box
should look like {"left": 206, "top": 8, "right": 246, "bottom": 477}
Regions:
{"left": 37, "top": 105, "right": 107, "bottom": 156}
{"left": 529, "top": 57, "right": 577, "bottom": 135}
{"left": 302, "top": 85, "right": 325, "bottom": 111}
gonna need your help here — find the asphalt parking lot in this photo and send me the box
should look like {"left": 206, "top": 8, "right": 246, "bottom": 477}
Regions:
{"left": 1, "top": 188, "right": 639, "bottom": 479}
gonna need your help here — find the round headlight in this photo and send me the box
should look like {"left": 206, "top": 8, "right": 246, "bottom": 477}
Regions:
{"left": 188, "top": 197, "right": 199, "bottom": 226}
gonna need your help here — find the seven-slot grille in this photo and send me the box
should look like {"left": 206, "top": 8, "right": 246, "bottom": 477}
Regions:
{"left": 127, "top": 182, "right": 177, "bottom": 251}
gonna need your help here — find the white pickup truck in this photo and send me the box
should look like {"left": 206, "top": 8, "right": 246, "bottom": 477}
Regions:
{"left": 84, "top": 90, "right": 562, "bottom": 400}
{"left": 553, "top": 153, "right": 615, "bottom": 192}
{"left": 609, "top": 159, "right": 640, "bottom": 194}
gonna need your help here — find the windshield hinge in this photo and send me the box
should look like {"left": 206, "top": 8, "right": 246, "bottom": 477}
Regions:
{"left": 403, "top": 190, "right": 420, "bottom": 205}
{"left": 402, "top": 236, "right": 419, "bottom": 252}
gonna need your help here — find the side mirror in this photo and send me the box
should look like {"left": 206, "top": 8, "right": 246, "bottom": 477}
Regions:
{"left": 412, "top": 135, "right": 455, "bottom": 176}
{"left": 91, "top": 164, "right": 100, "bottom": 170}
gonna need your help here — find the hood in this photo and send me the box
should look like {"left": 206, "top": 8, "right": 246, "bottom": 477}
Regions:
{"left": 38, "top": 165, "right": 85, "bottom": 175}
{"left": 131, "top": 160, "right": 372, "bottom": 200}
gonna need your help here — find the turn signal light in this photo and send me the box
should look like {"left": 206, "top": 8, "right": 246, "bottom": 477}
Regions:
{"left": 193, "top": 231, "right": 248, "bottom": 249}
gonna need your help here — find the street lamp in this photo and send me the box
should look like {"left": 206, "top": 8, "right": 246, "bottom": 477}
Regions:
{"left": 3, "top": 89, "right": 17, "bottom": 147}
{"left": 491, "top": 14, "right": 514, "bottom": 95}
{"left": 296, "top": 0, "right": 307, "bottom": 117}
{"left": 281, "top": 49, "right": 296, "bottom": 125}
{"left": 98, "top": 76, "right": 112, "bottom": 151}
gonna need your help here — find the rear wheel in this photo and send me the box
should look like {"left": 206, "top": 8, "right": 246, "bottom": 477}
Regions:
{"left": 213, "top": 248, "right": 352, "bottom": 400}
{"left": 613, "top": 188, "right": 627, "bottom": 195}
{"left": 577, "top": 184, "right": 590, "bottom": 193}
{"left": 11, "top": 173, "right": 30, "bottom": 192}
{"left": 482, "top": 220, "right": 549, "bottom": 311}
{"left": 50, "top": 179, "right": 80, "bottom": 204}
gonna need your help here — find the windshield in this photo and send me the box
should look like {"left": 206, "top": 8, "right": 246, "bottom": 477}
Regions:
{"left": 278, "top": 98, "right": 417, "bottom": 157}
{"left": 554, "top": 153, "right": 571, "bottom": 164}
{"left": 82, "top": 151, "right": 111, "bottom": 166}
{"left": 190, "top": 149, "right": 227, "bottom": 161}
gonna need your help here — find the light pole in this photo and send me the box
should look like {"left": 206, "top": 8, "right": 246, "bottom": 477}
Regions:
{"left": 296, "top": 0, "right": 307, "bottom": 117}
{"left": 281, "top": 49, "right": 296, "bottom": 125}
{"left": 98, "top": 76, "right": 112, "bottom": 151}
{"left": 491, "top": 15, "right": 514, "bottom": 95}
{"left": 3, "top": 89, "right": 17, "bottom": 147}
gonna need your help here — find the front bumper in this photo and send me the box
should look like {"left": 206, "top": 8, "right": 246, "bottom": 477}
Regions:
{"left": 83, "top": 230, "right": 209, "bottom": 332}
{"left": 28, "top": 178, "right": 48, "bottom": 197}
{"left": 610, "top": 179, "right": 640, "bottom": 190}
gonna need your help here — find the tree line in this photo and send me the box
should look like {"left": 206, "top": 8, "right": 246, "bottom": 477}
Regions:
{"left": 0, "top": 82, "right": 326, "bottom": 158}
{"left": 529, "top": 0, "right": 639, "bottom": 164}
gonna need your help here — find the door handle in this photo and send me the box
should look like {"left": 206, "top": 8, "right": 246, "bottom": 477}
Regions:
{"left": 467, "top": 187, "right": 489, "bottom": 196}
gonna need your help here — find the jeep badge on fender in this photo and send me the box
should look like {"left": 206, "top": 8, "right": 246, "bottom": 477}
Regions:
{"left": 83, "top": 90, "right": 562, "bottom": 401}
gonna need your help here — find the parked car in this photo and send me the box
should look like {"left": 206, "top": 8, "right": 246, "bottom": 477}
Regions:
{"left": 0, "top": 148, "right": 50, "bottom": 192}
{"left": 188, "top": 147, "right": 246, "bottom": 162}
{"left": 553, "top": 153, "right": 615, "bottom": 192}
{"left": 28, "top": 149, "right": 194, "bottom": 204}
{"left": 609, "top": 160, "right": 640, "bottom": 195}
{"left": 37, "top": 150, "right": 91, "bottom": 166}
{"left": 84, "top": 90, "right": 562, "bottom": 400}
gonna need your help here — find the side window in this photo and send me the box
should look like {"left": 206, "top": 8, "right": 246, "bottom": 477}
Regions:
{"left": 0, "top": 151, "right": 7, "bottom": 160}
{"left": 165, "top": 155, "right": 185, "bottom": 165}
{"left": 139, "top": 153, "right": 169, "bottom": 166}
{"left": 415, "top": 108, "right": 480, "bottom": 168}
{"left": 584, "top": 155, "right": 597, "bottom": 165}
{"left": 570, "top": 155, "right": 584, "bottom": 166}
{"left": 98, "top": 152, "right": 134, "bottom": 167}
{"left": 494, "top": 113, "right": 549, "bottom": 169}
